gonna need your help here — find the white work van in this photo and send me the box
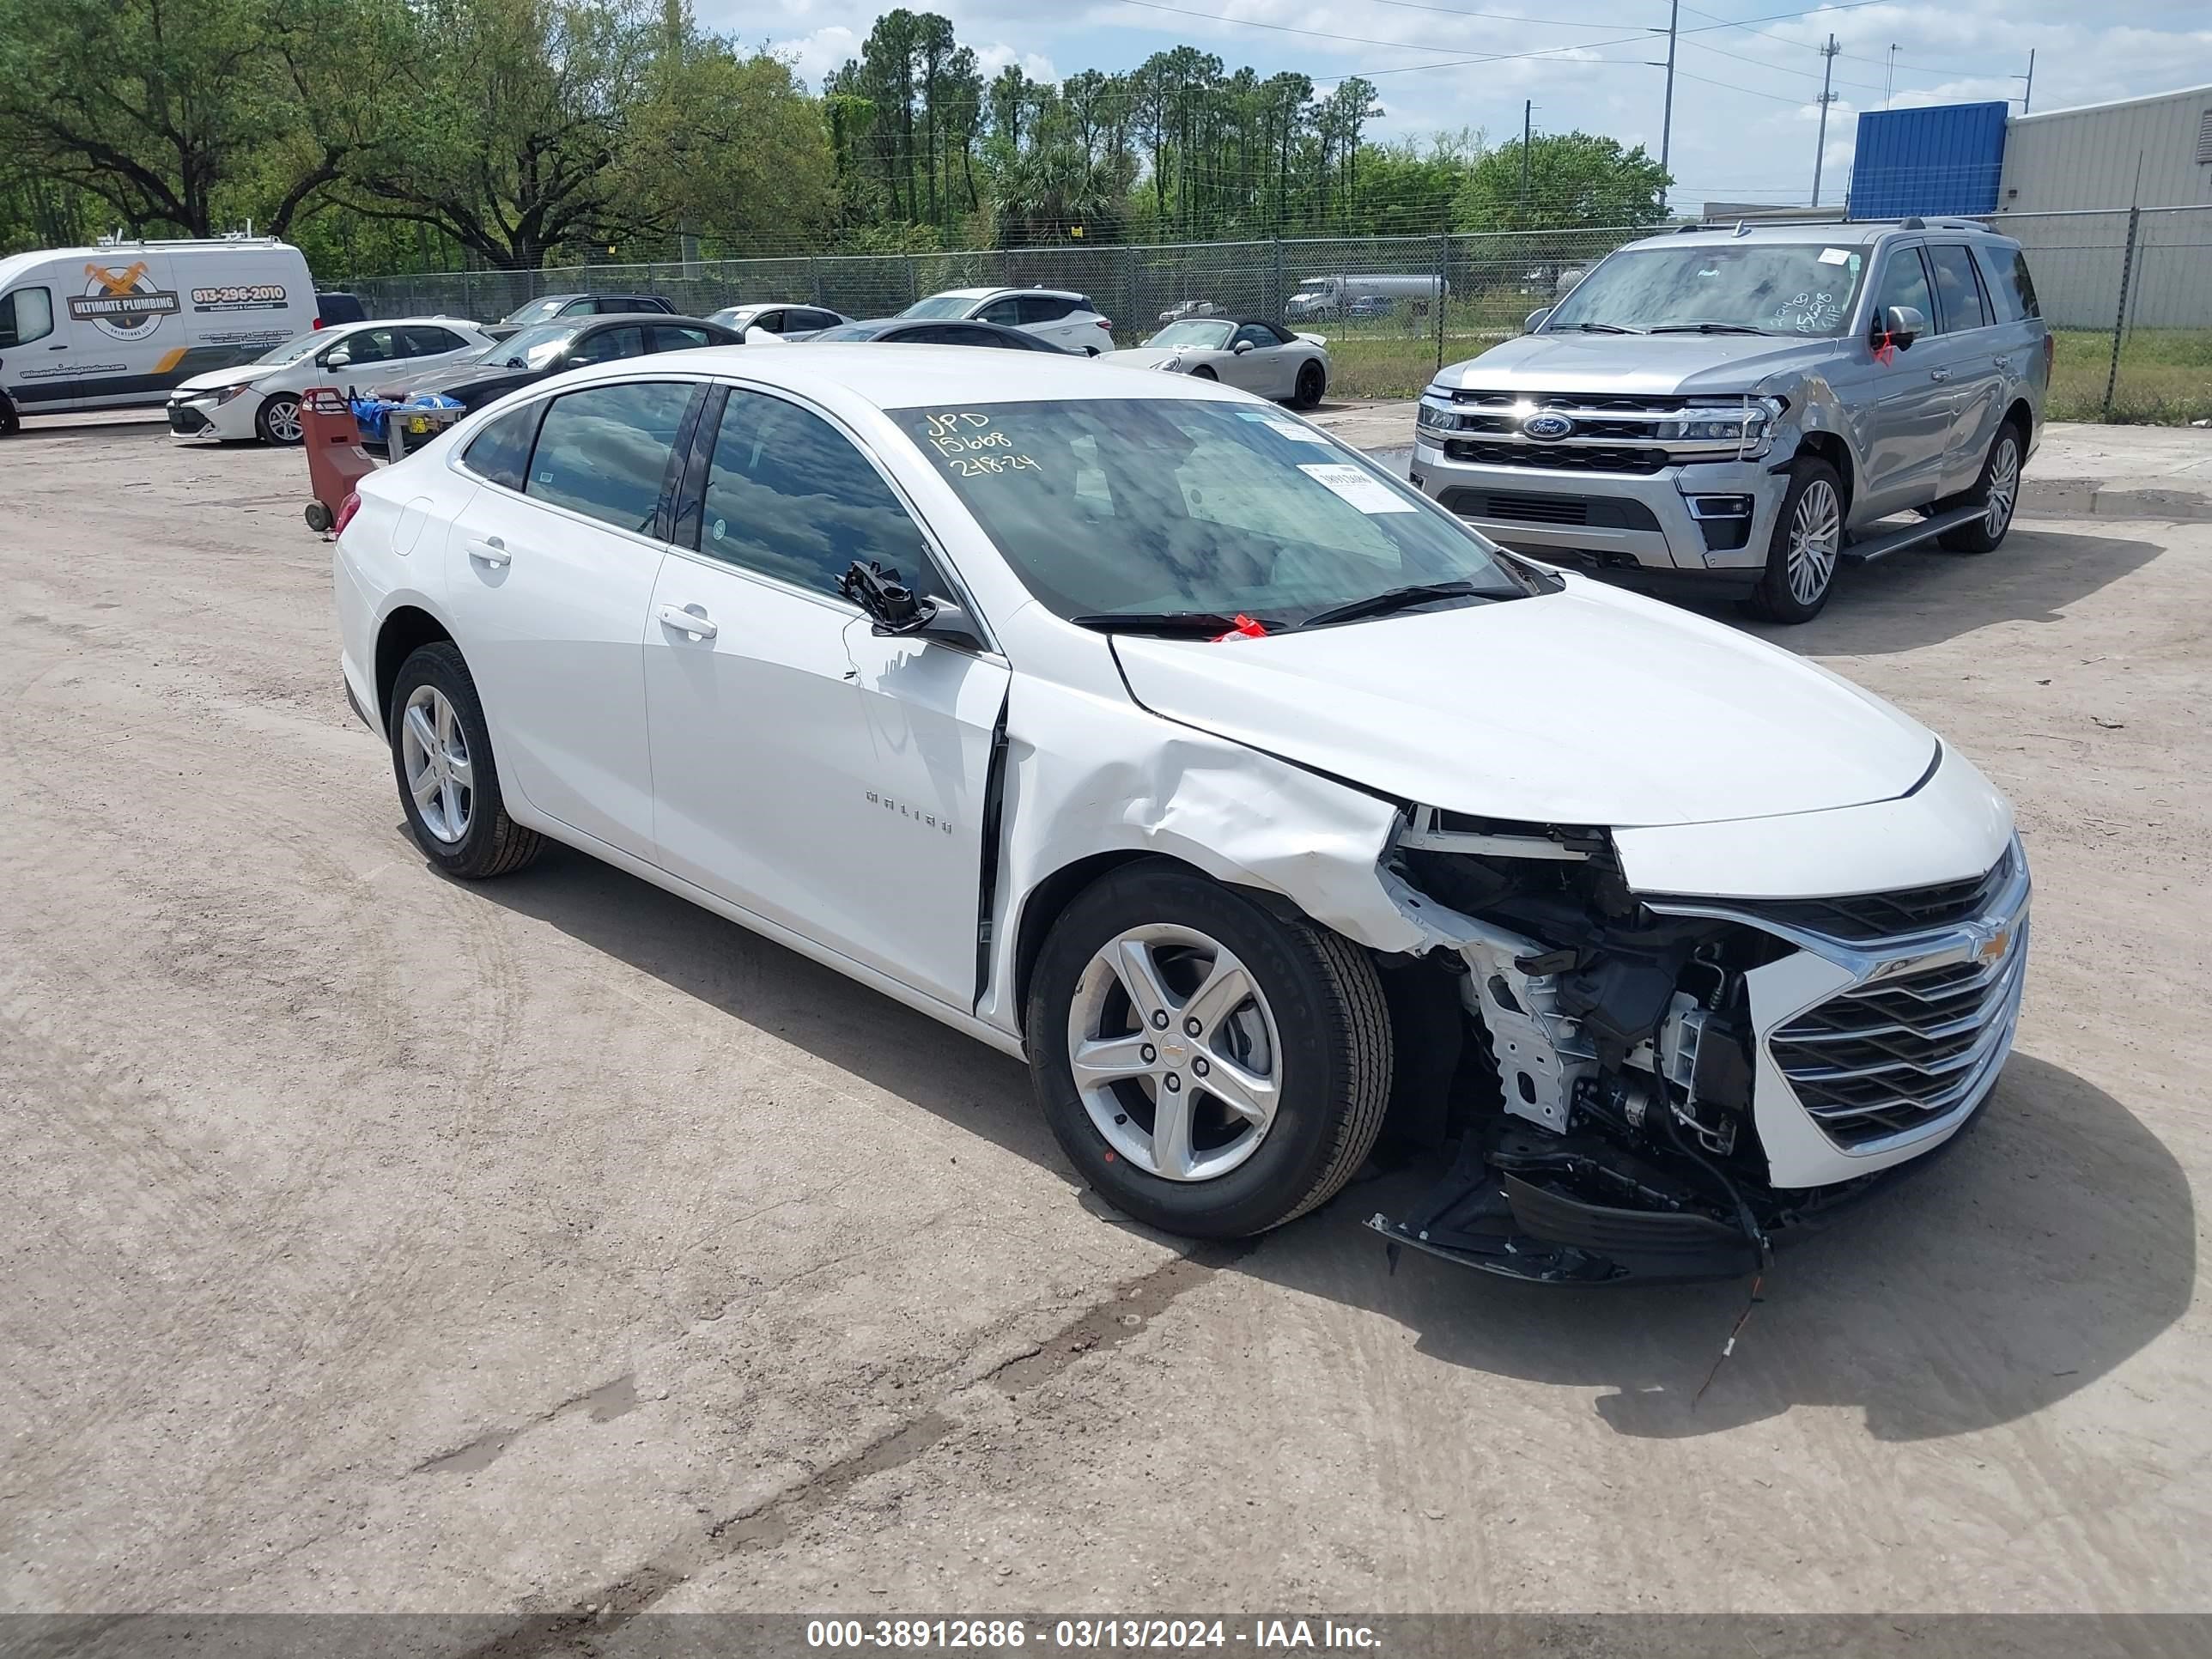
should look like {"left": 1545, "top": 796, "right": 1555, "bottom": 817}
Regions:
{"left": 0, "top": 236, "right": 317, "bottom": 434}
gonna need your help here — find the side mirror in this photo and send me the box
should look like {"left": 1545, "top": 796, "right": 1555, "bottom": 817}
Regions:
{"left": 1523, "top": 307, "right": 1553, "bottom": 334}
{"left": 1231, "top": 338, "right": 1255, "bottom": 355}
{"left": 321, "top": 346, "right": 352, "bottom": 368}
{"left": 838, "top": 560, "right": 987, "bottom": 652}
{"left": 1878, "top": 305, "right": 1926, "bottom": 350}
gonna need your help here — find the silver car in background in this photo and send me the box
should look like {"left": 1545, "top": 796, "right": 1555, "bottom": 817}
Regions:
{"left": 1411, "top": 219, "right": 2051, "bottom": 621}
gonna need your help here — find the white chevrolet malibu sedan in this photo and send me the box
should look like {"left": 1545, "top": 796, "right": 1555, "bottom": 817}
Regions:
{"left": 333, "top": 346, "right": 2028, "bottom": 1283}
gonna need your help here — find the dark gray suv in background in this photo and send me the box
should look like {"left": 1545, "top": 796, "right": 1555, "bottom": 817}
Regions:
{"left": 1413, "top": 219, "right": 2051, "bottom": 621}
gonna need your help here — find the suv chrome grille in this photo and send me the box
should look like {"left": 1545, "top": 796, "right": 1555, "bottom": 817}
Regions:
{"left": 1770, "top": 925, "right": 2027, "bottom": 1148}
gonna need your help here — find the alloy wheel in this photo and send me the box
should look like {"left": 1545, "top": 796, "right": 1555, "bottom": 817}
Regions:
{"left": 1985, "top": 434, "right": 2020, "bottom": 537}
{"left": 1066, "top": 924, "right": 1283, "bottom": 1182}
{"left": 400, "top": 684, "right": 473, "bottom": 844}
{"left": 264, "top": 396, "right": 302, "bottom": 443}
{"left": 1787, "top": 477, "right": 1842, "bottom": 607}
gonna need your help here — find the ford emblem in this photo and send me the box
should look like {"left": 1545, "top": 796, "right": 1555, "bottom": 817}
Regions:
{"left": 1522, "top": 411, "right": 1574, "bottom": 441}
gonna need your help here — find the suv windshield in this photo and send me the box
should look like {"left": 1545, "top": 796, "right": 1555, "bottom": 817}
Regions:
{"left": 1546, "top": 243, "right": 1869, "bottom": 337}
{"left": 500, "top": 296, "right": 573, "bottom": 327}
{"left": 493, "top": 322, "right": 583, "bottom": 368}
{"left": 899, "top": 295, "right": 981, "bottom": 319}
{"left": 1147, "top": 321, "right": 1236, "bottom": 349}
{"left": 888, "top": 398, "right": 1540, "bottom": 627}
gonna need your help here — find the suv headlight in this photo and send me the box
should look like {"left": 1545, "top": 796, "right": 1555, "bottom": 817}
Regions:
{"left": 1416, "top": 398, "right": 1457, "bottom": 431}
{"left": 1661, "top": 395, "right": 1785, "bottom": 453}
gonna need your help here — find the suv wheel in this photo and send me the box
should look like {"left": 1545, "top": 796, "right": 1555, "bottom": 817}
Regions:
{"left": 1938, "top": 422, "right": 2024, "bottom": 553}
{"left": 1028, "top": 860, "right": 1391, "bottom": 1239}
{"left": 255, "top": 392, "right": 303, "bottom": 445}
{"left": 388, "top": 642, "right": 544, "bottom": 879}
{"left": 1744, "top": 456, "right": 1844, "bottom": 623}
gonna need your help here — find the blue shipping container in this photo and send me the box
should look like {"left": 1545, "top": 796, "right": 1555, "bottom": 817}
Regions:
{"left": 1847, "top": 102, "right": 2008, "bottom": 220}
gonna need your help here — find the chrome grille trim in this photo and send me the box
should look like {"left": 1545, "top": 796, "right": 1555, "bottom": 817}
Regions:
{"left": 1645, "top": 835, "right": 2031, "bottom": 1158}
{"left": 1417, "top": 387, "right": 1761, "bottom": 461}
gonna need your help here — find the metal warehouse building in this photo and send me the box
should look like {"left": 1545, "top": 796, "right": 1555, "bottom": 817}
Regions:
{"left": 1848, "top": 82, "right": 2212, "bottom": 329}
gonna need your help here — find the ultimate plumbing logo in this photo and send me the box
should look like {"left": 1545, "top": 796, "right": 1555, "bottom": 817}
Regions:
{"left": 68, "top": 261, "right": 181, "bottom": 341}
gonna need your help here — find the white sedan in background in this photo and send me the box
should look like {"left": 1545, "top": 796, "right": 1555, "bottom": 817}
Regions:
{"left": 332, "top": 346, "right": 2024, "bottom": 1282}
{"left": 1120, "top": 318, "right": 1330, "bottom": 408}
{"left": 168, "top": 317, "right": 495, "bottom": 444}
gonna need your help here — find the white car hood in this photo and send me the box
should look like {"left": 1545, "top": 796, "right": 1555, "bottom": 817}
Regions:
{"left": 1121, "top": 347, "right": 1197, "bottom": 371}
{"left": 176, "top": 366, "right": 266, "bottom": 394}
{"left": 1108, "top": 582, "right": 1935, "bottom": 829}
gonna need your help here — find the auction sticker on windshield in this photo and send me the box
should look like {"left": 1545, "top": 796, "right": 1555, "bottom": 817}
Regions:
{"left": 1298, "top": 462, "right": 1415, "bottom": 514}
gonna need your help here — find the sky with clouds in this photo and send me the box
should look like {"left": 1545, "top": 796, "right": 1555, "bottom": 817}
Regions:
{"left": 701, "top": 1, "right": 2212, "bottom": 209}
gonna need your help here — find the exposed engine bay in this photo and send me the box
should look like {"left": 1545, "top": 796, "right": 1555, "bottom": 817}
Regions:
{"left": 1364, "top": 807, "right": 2007, "bottom": 1284}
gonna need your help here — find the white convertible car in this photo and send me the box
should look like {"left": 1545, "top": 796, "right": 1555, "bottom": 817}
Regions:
{"left": 1121, "top": 318, "right": 1330, "bottom": 409}
{"left": 333, "top": 347, "right": 2027, "bottom": 1282}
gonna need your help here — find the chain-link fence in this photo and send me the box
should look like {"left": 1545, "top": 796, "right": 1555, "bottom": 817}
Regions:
{"left": 349, "top": 209, "right": 2211, "bottom": 419}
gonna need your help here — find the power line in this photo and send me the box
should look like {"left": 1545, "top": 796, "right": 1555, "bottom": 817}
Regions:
{"left": 1677, "top": 3, "right": 2011, "bottom": 79}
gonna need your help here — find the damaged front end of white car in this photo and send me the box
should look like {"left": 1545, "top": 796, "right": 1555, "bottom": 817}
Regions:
{"left": 1358, "top": 796, "right": 2027, "bottom": 1284}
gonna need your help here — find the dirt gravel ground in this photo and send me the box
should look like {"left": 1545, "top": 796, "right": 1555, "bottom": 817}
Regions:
{"left": 2, "top": 413, "right": 2207, "bottom": 1629}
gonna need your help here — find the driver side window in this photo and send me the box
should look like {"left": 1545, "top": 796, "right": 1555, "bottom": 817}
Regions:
{"left": 0, "top": 286, "right": 55, "bottom": 347}
{"left": 1231, "top": 324, "right": 1276, "bottom": 350}
{"left": 1872, "top": 249, "right": 1934, "bottom": 343}
{"left": 975, "top": 298, "right": 1022, "bottom": 325}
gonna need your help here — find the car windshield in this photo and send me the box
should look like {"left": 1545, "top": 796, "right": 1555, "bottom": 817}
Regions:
{"left": 500, "top": 296, "right": 570, "bottom": 327}
{"left": 1545, "top": 243, "right": 1869, "bottom": 336}
{"left": 888, "top": 398, "right": 1540, "bottom": 627}
{"left": 1147, "top": 321, "right": 1236, "bottom": 349}
{"left": 898, "top": 295, "right": 980, "bottom": 319}
{"left": 252, "top": 332, "right": 325, "bottom": 365}
{"left": 492, "top": 322, "right": 581, "bottom": 368}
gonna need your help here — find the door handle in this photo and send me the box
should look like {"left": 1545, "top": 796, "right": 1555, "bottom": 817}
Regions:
{"left": 658, "top": 604, "right": 718, "bottom": 640}
{"left": 49, "top": 343, "right": 69, "bottom": 349}
{"left": 1928, "top": 368, "right": 1952, "bottom": 383}
{"left": 467, "top": 535, "right": 509, "bottom": 567}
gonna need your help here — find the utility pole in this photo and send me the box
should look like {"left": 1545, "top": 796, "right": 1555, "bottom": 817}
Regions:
{"left": 1520, "top": 100, "right": 1534, "bottom": 220}
{"left": 1658, "top": 0, "right": 1680, "bottom": 204}
{"left": 1885, "top": 44, "right": 1898, "bottom": 110}
{"left": 2014, "top": 49, "right": 2036, "bottom": 114}
{"left": 1811, "top": 34, "right": 1839, "bottom": 208}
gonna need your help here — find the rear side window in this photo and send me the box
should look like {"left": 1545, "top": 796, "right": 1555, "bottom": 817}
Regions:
{"left": 399, "top": 325, "right": 465, "bottom": 356}
{"left": 0, "top": 286, "right": 54, "bottom": 346}
{"left": 651, "top": 325, "right": 714, "bottom": 352}
{"left": 1978, "top": 248, "right": 2040, "bottom": 320}
{"left": 461, "top": 403, "right": 542, "bottom": 492}
{"left": 1015, "top": 295, "right": 1073, "bottom": 325}
{"left": 1928, "top": 246, "right": 1990, "bottom": 331}
{"left": 526, "top": 381, "right": 693, "bottom": 533}
{"left": 696, "top": 388, "right": 926, "bottom": 594}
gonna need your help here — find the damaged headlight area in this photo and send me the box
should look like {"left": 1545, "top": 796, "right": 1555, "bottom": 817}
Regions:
{"left": 1369, "top": 805, "right": 1862, "bottom": 1285}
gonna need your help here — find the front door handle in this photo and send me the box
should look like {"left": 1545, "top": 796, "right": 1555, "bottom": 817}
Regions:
{"left": 467, "top": 535, "right": 509, "bottom": 567}
{"left": 1929, "top": 367, "right": 1952, "bottom": 383}
{"left": 658, "top": 604, "right": 718, "bottom": 640}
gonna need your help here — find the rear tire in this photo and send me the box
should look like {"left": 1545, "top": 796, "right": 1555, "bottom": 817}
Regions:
{"left": 255, "top": 392, "right": 303, "bottom": 445}
{"left": 1743, "top": 456, "right": 1844, "bottom": 624}
{"left": 387, "top": 642, "right": 544, "bottom": 880}
{"left": 1291, "top": 361, "right": 1327, "bottom": 410}
{"left": 1027, "top": 860, "right": 1392, "bottom": 1238}
{"left": 0, "top": 394, "right": 18, "bottom": 436}
{"left": 1938, "top": 422, "right": 2024, "bottom": 553}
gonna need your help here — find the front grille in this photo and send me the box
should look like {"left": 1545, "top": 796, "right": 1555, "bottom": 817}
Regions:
{"left": 1722, "top": 847, "right": 2016, "bottom": 942}
{"left": 1771, "top": 927, "right": 2027, "bottom": 1147}
{"left": 167, "top": 404, "right": 210, "bottom": 435}
{"left": 1437, "top": 489, "right": 1663, "bottom": 530}
{"left": 1448, "top": 391, "right": 1686, "bottom": 444}
{"left": 1443, "top": 439, "right": 1669, "bottom": 475}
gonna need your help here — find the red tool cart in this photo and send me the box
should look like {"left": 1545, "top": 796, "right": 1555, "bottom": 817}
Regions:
{"left": 299, "top": 386, "right": 379, "bottom": 534}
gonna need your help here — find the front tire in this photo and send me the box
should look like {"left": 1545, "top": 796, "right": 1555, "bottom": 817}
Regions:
{"left": 0, "top": 394, "right": 18, "bottom": 437}
{"left": 1744, "top": 456, "right": 1844, "bottom": 623}
{"left": 1027, "top": 861, "right": 1392, "bottom": 1238}
{"left": 1189, "top": 364, "right": 1218, "bottom": 381}
{"left": 1291, "top": 360, "right": 1326, "bottom": 410}
{"left": 387, "top": 641, "right": 543, "bottom": 879}
{"left": 255, "top": 392, "right": 303, "bottom": 445}
{"left": 1938, "top": 422, "right": 2024, "bottom": 553}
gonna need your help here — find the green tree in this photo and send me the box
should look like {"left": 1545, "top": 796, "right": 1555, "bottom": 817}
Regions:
{"left": 1455, "top": 131, "right": 1669, "bottom": 232}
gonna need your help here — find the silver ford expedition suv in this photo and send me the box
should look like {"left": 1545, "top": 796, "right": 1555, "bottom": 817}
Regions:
{"left": 1412, "top": 220, "right": 2051, "bottom": 621}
